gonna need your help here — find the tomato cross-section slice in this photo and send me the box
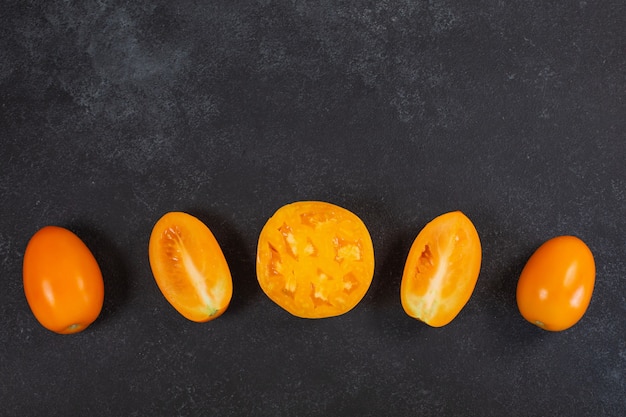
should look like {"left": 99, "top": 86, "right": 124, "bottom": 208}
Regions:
{"left": 149, "top": 212, "right": 233, "bottom": 322}
{"left": 256, "top": 201, "right": 375, "bottom": 318}
{"left": 400, "top": 211, "right": 482, "bottom": 327}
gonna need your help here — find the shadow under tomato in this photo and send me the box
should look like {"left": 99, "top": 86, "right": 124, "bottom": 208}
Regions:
{"left": 366, "top": 228, "right": 414, "bottom": 311}
{"left": 318, "top": 195, "right": 408, "bottom": 313}
{"left": 362, "top": 226, "right": 442, "bottom": 339}
{"left": 472, "top": 214, "right": 548, "bottom": 345}
{"left": 188, "top": 210, "right": 260, "bottom": 316}
{"left": 65, "top": 222, "right": 130, "bottom": 330}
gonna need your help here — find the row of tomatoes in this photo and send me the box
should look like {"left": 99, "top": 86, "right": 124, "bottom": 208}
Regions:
{"left": 22, "top": 201, "right": 595, "bottom": 334}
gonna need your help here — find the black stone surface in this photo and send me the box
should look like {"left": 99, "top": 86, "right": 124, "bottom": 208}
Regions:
{"left": 1, "top": 1, "right": 625, "bottom": 416}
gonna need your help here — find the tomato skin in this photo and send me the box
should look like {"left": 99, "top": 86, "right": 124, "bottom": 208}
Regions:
{"left": 23, "top": 226, "right": 104, "bottom": 334}
{"left": 148, "top": 212, "right": 233, "bottom": 322}
{"left": 516, "top": 236, "right": 595, "bottom": 331}
{"left": 400, "top": 211, "right": 482, "bottom": 327}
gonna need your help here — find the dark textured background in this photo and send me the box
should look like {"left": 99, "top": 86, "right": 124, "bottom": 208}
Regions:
{"left": 1, "top": 1, "right": 625, "bottom": 416}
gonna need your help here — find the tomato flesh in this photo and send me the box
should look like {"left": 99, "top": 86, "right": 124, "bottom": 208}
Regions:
{"left": 149, "top": 212, "right": 233, "bottom": 322}
{"left": 401, "top": 211, "right": 482, "bottom": 327}
{"left": 256, "top": 201, "right": 375, "bottom": 318}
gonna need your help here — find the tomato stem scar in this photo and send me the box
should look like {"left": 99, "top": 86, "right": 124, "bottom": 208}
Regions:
{"left": 66, "top": 324, "right": 82, "bottom": 332}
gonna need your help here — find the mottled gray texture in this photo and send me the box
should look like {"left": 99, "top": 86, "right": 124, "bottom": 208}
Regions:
{"left": 1, "top": 0, "right": 625, "bottom": 416}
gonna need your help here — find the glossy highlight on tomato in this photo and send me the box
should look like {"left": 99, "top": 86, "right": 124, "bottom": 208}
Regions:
{"left": 149, "top": 212, "right": 233, "bottom": 322}
{"left": 256, "top": 201, "right": 375, "bottom": 318}
{"left": 400, "top": 211, "right": 482, "bottom": 327}
{"left": 23, "top": 226, "right": 105, "bottom": 334}
{"left": 516, "top": 235, "right": 595, "bottom": 331}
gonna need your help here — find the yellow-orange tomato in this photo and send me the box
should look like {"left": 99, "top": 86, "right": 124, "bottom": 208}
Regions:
{"left": 256, "top": 201, "right": 375, "bottom": 318}
{"left": 23, "top": 226, "right": 104, "bottom": 334}
{"left": 516, "top": 235, "right": 595, "bottom": 331}
{"left": 149, "top": 212, "right": 232, "bottom": 322}
{"left": 400, "top": 211, "right": 482, "bottom": 327}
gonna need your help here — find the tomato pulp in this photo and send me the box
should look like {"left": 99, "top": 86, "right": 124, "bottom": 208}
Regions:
{"left": 256, "top": 201, "right": 375, "bottom": 318}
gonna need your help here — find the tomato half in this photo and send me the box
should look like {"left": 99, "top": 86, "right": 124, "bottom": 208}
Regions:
{"left": 516, "top": 235, "right": 595, "bottom": 331}
{"left": 23, "top": 226, "right": 105, "bottom": 334}
{"left": 400, "top": 211, "right": 482, "bottom": 327}
{"left": 256, "top": 201, "right": 375, "bottom": 318}
{"left": 149, "top": 212, "right": 233, "bottom": 322}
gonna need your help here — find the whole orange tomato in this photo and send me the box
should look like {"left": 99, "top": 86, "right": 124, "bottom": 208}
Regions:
{"left": 516, "top": 235, "right": 595, "bottom": 331}
{"left": 23, "top": 226, "right": 104, "bottom": 334}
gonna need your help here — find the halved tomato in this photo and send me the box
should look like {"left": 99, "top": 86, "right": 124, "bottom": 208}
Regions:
{"left": 256, "top": 201, "right": 375, "bottom": 318}
{"left": 148, "top": 212, "right": 232, "bottom": 322}
{"left": 400, "top": 211, "right": 482, "bottom": 327}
